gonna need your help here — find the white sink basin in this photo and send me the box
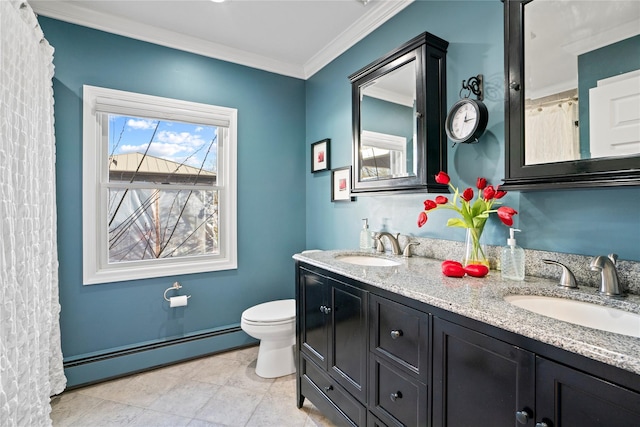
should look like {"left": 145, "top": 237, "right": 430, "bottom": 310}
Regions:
{"left": 504, "top": 295, "right": 640, "bottom": 338}
{"left": 335, "top": 254, "right": 401, "bottom": 267}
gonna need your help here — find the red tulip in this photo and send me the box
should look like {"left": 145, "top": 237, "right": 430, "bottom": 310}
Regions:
{"left": 497, "top": 206, "right": 518, "bottom": 226}
{"left": 461, "top": 188, "right": 474, "bottom": 202}
{"left": 476, "top": 177, "right": 487, "bottom": 190}
{"left": 483, "top": 185, "right": 496, "bottom": 201}
{"left": 424, "top": 199, "right": 437, "bottom": 210}
{"left": 435, "top": 195, "right": 448, "bottom": 205}
{"left": 435, "top": 171, "right": 450, "bottom": 185}
{"left": 494, "top": 185, "right": 507, "bottom": 199}
{"left": 418, "top": 212, "right": 428, "bottom": 228}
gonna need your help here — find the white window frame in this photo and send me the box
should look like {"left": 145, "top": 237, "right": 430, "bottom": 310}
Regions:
{"left": 361, "top": 130, "right": 407, "bottom": 176}
{"left": 82, "top": 85, "right": 237, "bottom": 285}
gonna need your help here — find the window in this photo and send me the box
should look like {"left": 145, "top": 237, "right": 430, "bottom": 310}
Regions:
{"left": 82, "top": 85, "right": 237, "bottom": 284}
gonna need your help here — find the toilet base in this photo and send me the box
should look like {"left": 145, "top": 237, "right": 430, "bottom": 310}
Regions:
{"left": 255, "top": 338, "right": 296, "bottom": 378}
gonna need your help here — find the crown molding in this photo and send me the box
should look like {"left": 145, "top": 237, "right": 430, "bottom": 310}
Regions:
{"left": 31, "top": 0, "right": 413, "bottom": 80}
{"left": 30, "top": 1, "right": 305, "bottom": 78}
{"left": 303, "top": 0, "right": 414, "bottom": 79}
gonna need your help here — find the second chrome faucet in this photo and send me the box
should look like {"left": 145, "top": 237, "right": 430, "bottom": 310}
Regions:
{"left": 591, "top": 254, "right": 626, "bottom": 298}
{"left": 374, "top": 232, "right": 402, "bottom": 255}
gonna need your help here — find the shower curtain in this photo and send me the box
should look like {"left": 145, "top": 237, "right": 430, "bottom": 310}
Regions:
{"left": 0, "top": 1, "right": 66, "bottom": 425}
{"left": 525, "top": 99, "right": 580, "bottom": 165}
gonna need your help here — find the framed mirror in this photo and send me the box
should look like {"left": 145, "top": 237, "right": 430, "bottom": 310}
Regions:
{"left": 504, "top": 0, "right": 640, "bottom": 190}
{"left": 349, "top": 32, "right": 449, "bottom": 194}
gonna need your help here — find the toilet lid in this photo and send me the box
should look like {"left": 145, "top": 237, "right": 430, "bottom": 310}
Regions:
{"left": 242, "top": 299, "right": 295, "bottom": 323}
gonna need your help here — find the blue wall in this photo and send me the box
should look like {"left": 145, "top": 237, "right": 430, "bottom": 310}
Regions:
{"left": 305, "top": 0, "right": 640, "bottom": 261}
{"left": 578, "top": 35, "right": 640, "bottom": 156}
{"left": 40, "top": 0, "right": 640, "bottom": 386}
{"left": 39, "top": 18, "right": 307, "bottom": 386}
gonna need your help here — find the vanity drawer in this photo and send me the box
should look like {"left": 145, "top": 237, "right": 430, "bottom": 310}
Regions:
{"left": 370, "top": 294, "right": 429, "bottom": 381}
{"left": 300, "top": 354, "right": 367, "bottom": 427}
{"left": 369, "top": 355, "right": 428, "bottom": 427}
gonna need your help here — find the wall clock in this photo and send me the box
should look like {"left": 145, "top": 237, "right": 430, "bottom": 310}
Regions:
{"left": 445, "top": 98, "right": 489, "bottom": 144}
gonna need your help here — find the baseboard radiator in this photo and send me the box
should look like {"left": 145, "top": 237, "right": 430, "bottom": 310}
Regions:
{"left": 62, "top": 325, "right": 255, "bottom": 389}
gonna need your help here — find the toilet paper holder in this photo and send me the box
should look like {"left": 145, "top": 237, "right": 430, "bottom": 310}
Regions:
{"left": 163, "top": 282, "right": 191, "bottom": 302}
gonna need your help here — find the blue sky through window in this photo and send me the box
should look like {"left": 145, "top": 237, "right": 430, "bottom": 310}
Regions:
{"left": 108, "top": 115, "right": 218, "bottom": 173}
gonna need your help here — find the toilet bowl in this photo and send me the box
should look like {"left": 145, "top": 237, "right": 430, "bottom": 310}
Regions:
{"left": 240, "top": 299, "right": 296, "bottom": 378}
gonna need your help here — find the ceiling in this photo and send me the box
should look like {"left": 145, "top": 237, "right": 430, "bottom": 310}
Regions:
{"left": 30, "top": 0, "right": 414, "bottom": 79}
{"left": 525, "top": 0, "right": 640, "bottom": 99}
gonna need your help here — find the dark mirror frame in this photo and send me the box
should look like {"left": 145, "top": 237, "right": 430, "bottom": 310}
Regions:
{"left": 349, "top": 32, "right": 449, "bottom": 194}
{"left": 503, "top": 0, "right": 640, "bottom": 191}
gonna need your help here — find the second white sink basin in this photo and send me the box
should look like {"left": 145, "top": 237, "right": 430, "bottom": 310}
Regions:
{"left": 504, "top": 294, "right": 640, "bottom": 338}
{"left": 335, "top": 254, "right": 401, "bottom": 267}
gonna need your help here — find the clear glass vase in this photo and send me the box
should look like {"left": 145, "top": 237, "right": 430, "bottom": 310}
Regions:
{"left": 463, "top": 227, "right": 489, "bottom": 268}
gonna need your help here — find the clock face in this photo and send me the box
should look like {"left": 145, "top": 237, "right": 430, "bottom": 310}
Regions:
{"left": 449, "top": 102, "right": 478, "bottom": 139}
{"left": 445, "top": 99, "right": 489, "bottom": 144}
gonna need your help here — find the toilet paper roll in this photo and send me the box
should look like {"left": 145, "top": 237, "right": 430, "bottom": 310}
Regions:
{"left": 169, "top": 295, "right": 188, "bottom": 308}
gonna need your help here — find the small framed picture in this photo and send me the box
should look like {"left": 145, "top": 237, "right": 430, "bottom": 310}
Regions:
{"left": 311, "top": 138, "right": 330, "bottom": 173}
{"left": 331, "top": 166, "right": 354, "bottom": 202}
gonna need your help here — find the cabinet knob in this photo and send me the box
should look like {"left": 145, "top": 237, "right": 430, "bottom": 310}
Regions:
{"left": 319, "top": 306, "right": 331, "bottom": 314}
{"left": 510, "top": 81, "right": 521, "bottom": 91}
{"left": 515, "top": 410, "right": 531, "bottom": 424}
{"left": 324, "top": 385, "right": 333, "bottom": 392}
{"left": 535, "top": 423, "right": 549, "bottom": 427}
{"left": 390, "top": 330, "right": 403, "bottom": 339}
{"left": 390, "top": 391, "right": 402, "bottom": 402}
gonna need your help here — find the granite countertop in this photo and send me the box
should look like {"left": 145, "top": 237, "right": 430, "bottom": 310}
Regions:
{"left": 293, "top": 249, "right": 640, "bottom": 376}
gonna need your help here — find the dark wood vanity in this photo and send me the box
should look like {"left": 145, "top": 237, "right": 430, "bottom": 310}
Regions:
{"left": 295, "top": 261, "right": 640, "bottom": 427}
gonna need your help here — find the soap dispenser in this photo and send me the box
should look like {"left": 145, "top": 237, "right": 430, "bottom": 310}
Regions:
{"left": 501, "top": 228, "right": 525, "bottom": 281}
{"left": 360, "top": 218, "right": 373, "bottom": 250}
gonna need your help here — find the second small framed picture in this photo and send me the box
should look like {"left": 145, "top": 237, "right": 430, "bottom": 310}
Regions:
{"left": 331, "top": 166, "right": 354, "bottom": 202}
{"left": 311, "top": 138, "right": 330, "bottom": 173}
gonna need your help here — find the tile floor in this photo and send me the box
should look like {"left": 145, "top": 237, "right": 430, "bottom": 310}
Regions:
{"left": 50, "top": 346, "right": 337, "bottom": 427}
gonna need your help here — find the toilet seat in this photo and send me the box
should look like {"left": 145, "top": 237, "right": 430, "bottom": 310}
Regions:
{"left": 241, "top": 299, "right": 295, "bottom": 325}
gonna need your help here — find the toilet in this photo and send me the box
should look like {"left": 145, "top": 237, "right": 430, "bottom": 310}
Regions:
{"left": 240, "top": 299, "right": 296, "bottom": 378}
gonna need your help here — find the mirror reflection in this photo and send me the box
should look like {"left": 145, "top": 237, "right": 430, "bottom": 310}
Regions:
{"left": 359, "top": 61, "right": 416, "bottom": 181}
{"left": 524, "top": 0, "right": 640, "bottom": 166}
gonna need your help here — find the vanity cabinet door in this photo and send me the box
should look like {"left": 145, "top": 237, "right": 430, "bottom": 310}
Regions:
{"left": 329, "top": 279, "right": 368, "bottom": 403}
{"left": 299, "top": 269, "right": 330, "bottom": 370}
{"left": 432, "top": 317, "right": 535, "bottom": 427}
{"left": 298, "top": 266, "right": 369, "bottom": 404}
{"left": 535, "top": 357, "right": 640, "bottom": 427}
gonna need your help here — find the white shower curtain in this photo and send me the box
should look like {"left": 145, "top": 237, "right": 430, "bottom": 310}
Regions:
{"left": 525, "top": 99, "right": 580, "bottom": 165}
{"left": 0, "top": 1, "right": 66, "bottom": 425}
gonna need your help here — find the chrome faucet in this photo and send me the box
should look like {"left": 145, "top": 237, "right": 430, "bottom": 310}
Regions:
{"left": 375, "top": 232, "right": 402, "bottom": 255}
{"left": 542, "top": 259, "right": 578, "bottom": 289}
{"left": 590, "top": 254, "right": 626, "bottom": 298}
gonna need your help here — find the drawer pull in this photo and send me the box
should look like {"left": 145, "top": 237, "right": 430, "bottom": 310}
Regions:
{"left": 390, "top": 391, "right": 402, "bottom": 402}
{"left": 324, "top": 385, "right": 333, "bottom": 392}
{"left": 516, "top": 410, "right": 531, "bottom": 424}
{"left": 390, "top": 330, "right": 403, "bottom": 339}
{"left": 535, "top": 423, "right": 549, "bottom": 427}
